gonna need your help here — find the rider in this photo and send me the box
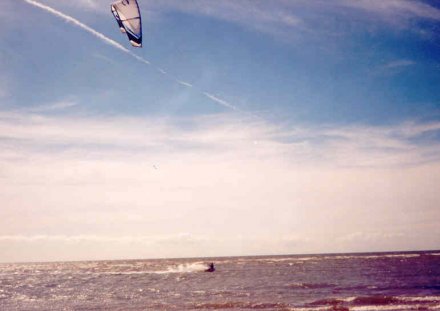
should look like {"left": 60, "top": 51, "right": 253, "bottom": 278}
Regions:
{"left": 206, "top": 262, "right": 215, "bottom": 272}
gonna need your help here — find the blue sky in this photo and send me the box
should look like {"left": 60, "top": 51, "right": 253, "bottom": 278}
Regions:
{"left": 0, "top": 0, "right": 439, "bottom": 262}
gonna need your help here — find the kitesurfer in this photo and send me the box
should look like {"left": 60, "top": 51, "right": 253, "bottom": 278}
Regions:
{"left": 205, "top": 262, "right": 215, "bottom": 272}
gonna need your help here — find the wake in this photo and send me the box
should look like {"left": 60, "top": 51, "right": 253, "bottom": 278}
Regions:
{"left": 155, "top": 262, "right": 207, "bottom": 274}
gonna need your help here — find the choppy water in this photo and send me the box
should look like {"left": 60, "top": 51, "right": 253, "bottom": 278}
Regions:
{"left": 1, "top": 251, "right": 440, "bottom": 310}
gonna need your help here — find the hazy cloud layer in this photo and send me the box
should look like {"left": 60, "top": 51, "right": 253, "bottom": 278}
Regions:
{"left": 1, "top": 110, "right": 439, "bottom": 262}
{"left": 1, "top": 111, "right": 439, "bottom": 167}
{"left": 4, "top": 0, "right": 440, "bottom": 262}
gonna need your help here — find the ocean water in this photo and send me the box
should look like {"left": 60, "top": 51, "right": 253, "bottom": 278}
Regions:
{"left": 1, "top": 251, "right": 439, "bottom": 310}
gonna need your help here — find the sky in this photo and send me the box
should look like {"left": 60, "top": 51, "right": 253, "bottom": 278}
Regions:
{"left": 0, "top": 0, "right": 439, "bottom": 263}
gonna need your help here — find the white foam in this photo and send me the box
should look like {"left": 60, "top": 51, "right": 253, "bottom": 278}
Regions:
{"left": 155, "top": 262, "right": 207, "bottom": 274}
{"left": 400, "top": 296, "right": 440, "bottom": 302}
{"left": 351, "top": 304, "right": 440, "bottom": 311}
{"left": 384, "top": 254, "right": 420, "bottom": 258}
{"left": 291, "top": 307, "right": 333, "bottom": 311}
{"left": 98, "top": 271, "right": 148, "bottom": 275}
{"left": 242, "top": 253, "right": 424, "bottom": 264}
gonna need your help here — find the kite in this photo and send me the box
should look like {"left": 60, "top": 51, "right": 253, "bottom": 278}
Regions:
{"left": 111, "top": 0, "right": 142, "bottom": 47}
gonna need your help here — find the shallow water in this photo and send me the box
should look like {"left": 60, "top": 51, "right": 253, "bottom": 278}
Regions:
{"left": 1, "top": 251, "right": 439, "bottom": 310}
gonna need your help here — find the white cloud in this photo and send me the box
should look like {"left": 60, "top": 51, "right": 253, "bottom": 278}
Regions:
{"left": 82, "top": 0, "right": 303, "bottom": 28}
{"left": 39, "top": 0, "right": 304, "bottom": 37}
{"left": 383, "top": 59, "right": 416, "bottom": 69}
{"left": 0, "top": 110, "right": 439, "bottom": 261}
{"left": 371, "top": 59, "right": 417, "bottom": 76}
{"left": 144, "top": 0, "right": 440, "bottom": 37}
{"left": 150, "top": 1, "right": 303, "bottom": 33}
{"left": 1, "top": 111, "right": 438, "bottom": 167}
{"left": 337, "top": 0, "right": 440, "bottom": 21}
{"left": 24, "top": 99, "right": 78, "bottom": 112}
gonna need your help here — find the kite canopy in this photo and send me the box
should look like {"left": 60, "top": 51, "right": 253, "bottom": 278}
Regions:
{"left": 111, "top": 0, "right": 142, "bottom": 47}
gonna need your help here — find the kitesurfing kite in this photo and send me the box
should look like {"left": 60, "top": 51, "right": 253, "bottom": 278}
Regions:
{"left": 111, "top": 0, "right": 142, "bottom": 47}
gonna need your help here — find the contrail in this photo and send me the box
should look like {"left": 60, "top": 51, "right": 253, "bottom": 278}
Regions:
{"left": 176, "top": 80, "right": 193, "bottom": 88}
{"left": 23, "top": 0, "right": 243, "bottom": 111}
{"left": 23, "top": 0, "right": 149, "bottom": 65}
{"left": 203, "top": 93, "right": 238, "bottom": 111}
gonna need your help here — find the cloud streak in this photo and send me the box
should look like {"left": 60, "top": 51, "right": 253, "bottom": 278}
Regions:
{"left": 383, "top": 59, "right": 416, "bottom": 69}
{"left": 140, "top": 0, "right": 440, "bottom": 38}
{"left": 1, "top": 111, "right": 439, "bottom": 167}
{"left": 337, "top": 0, "right": 440, "bottom": 21}
{"left": 24, "top": 99, "right": 78, "bottom": 112}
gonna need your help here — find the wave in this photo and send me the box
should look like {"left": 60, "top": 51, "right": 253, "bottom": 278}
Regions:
{"left": 351, "top": 304, "right": 440, "bottom": 311}
{"left": 350, "top": 296, "right": 399, "bottom": 305}
{"left": 288, "top": 283, "right": 336, "bottom": 289}
{"left": 227, "top": 252, "right": 427, "bottom": 266}
{"left": 193, "top": 301, "right": 289, "bottom": 309}
{"left": 291, "top": 308, "right": 334, "bottom": 311}
{"left": 308, "top": 295, "right": 440, "bottom": 311}
{"left": 401, "top": 296, "right": 440, "bottom": 302}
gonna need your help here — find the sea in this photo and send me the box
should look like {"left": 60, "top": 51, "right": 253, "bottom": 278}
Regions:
{"left": 1, "top": 251, "right": 439, "bottom": 311}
